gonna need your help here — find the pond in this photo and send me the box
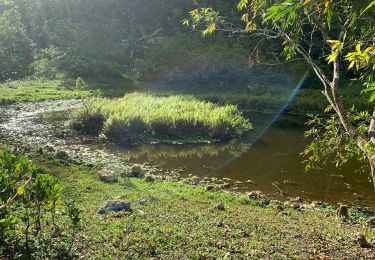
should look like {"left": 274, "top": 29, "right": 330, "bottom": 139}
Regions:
{"left": 1, "top": 100, "right": 374, "bottom": 208}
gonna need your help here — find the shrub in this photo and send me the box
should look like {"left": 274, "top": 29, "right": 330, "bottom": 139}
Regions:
{"left": 73, "top": 93, "right": 252, "bottom": 144}
{"left": 0, "top": 148, "right": 81, "bottom": 258}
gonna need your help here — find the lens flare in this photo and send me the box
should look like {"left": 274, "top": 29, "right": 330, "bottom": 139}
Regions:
{"left": 204, "top": 68, "right": 311, "bottom": 176}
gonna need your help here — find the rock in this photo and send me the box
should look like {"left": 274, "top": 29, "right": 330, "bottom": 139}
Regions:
{"left": 137, "top": 199, "right": 148, "bottom": 206}
{"left": 355, "top": 233, "right": 372, "bottom": 248}
{"left": 336, "top": 204, "right": 349, "bottom": 221}
{"left": 215, "top": 203, "right": 225, "bottom": 211}
{"left": 290, "top": 202, "right": 301, "bottom": 210}
{"left": 128, "top": 164, "right": 145, "bottom": 178}
{"left": 289, "top": 197, "right": 304, "bottom": 203}
{"left": 273, "top": 204, "right": 284, "bottom": 212}
{"left": 56, "top": 150, "right": 69, "bottom": 160}
{"left": 206, "top": 185, "right": 215, "bottom": 191}
{"left": 37, "top": 167, "right": 46, "bottom": 174}
{"left": 367, "top": 217, "right": 375, "bottom": 228}
{"left": 97, "top": 201, "right": 132, "bottom": 214}
{"left": 44, "top": 144, "right": 55, "bottom": 152}
{"left": 217, "top": 220, "right": 225, "bottom": 227}
{"left": 37, "top": 147, "right": 44, "bottom": 155}
{"left": 247, "top": 191, "right": 270, "bottom": 206}
{"left": 248, "top": 191, "right": 264, "bottom": 200}
{"left": 282, "top": 197, "right": 304, "bottom": 210}
{"left": 144, "top": 175, "right": 155, "bottom": 183}
{"left": 284, "top": 201, "right": 301, "bottom": 210}
{"left": 310, "top": 201, "right": 323, "bottom": 208}
{"left": 183, "top": 176, "right": 200, "bottom": 185}
{"left": 98, "top": 169, "right": 118, "bottom": 183}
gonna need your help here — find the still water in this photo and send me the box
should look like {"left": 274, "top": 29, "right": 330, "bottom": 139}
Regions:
{"left": 108, "top": 112, "right": 375, "bottom": 208}
{"left": 1, "top": 101, "right": 374, "bottom": 208}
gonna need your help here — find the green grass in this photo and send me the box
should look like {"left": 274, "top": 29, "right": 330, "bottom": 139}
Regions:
{"left": 144, "top": 81, "right": 369, "bottom": 115}
{"left": 0, "top": 79, "right": 92, "bottom": 104}
{"left": 30, "top": 161, "right": 373, "bottom": 259}
{"left": 73, "top": 93, "right": 252, "bottom": 144}
{"left": 0, "top": 78, "right": 138, "bottom": 105}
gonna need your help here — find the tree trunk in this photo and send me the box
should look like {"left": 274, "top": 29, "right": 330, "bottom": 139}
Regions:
{"left": 369, "top": 155, "right": 375, "bottom": 188}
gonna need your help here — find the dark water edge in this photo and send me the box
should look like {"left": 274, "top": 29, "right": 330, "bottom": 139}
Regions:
{"left": 0, "top": 100, "right": 374, "bottom": 208}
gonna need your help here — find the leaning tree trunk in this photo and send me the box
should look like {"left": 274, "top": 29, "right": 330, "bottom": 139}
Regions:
{"left": 368, "top": 109, "right": 375, "bottom": 187}
{"left": 369, "top": 156, "right": 375, "bottom": 188}
{"left": 285, "top": 31, "right": 375, "bottom": 187}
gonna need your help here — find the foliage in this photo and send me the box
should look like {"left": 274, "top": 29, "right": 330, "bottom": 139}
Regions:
{"left": 0, "top": 1, "right": 34, "bottom": 80}
{"left": 73, "top": 93, "right": 252, "bottom": 144}
{"left": 186, "top": 0, "right": 374, "bottom": 85}
{"left": 0, "top": 0, "right": 201, "bottom": 80}
{"left": 303, "top": 108, "right": 372, "bottom": 170}
{"left": 0, "top": 148, "right": 81, "bottom": 258}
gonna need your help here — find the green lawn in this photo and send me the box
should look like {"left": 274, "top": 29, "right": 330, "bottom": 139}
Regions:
{"left": 36, "top": 162, "right": 373, "bottom": 259}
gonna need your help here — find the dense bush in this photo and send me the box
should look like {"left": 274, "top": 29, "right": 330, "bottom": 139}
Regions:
{"left": 73, "top": 93, "right": 252, "bottom": 144}
{"left": 0, "top": 148, "right": 81, "bottom": 258}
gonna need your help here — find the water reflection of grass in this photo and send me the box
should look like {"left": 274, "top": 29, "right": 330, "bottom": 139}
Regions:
{"left": 125, "top": 139, "right": 252, "bottom": 161}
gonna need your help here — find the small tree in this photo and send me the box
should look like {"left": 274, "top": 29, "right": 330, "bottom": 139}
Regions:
{"left": 184, "top": 0, "right": 375, "bottom": 185}
{"left": 0, "top": 148, "right": 81, "bottom": 258}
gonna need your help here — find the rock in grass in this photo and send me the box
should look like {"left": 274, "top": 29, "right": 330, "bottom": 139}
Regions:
{"left": 355, "top": 233, "right": 372, "bottom": 248}
{"left": 367, "top": 217, "right": 375, "bottom": 228}
{"left": 215, "top": 203, "right": 225, "bottom": 211}
{"left": 56, "top": 150, "right": 69, "bottom": 160}
{"left": 99, "top": 169, "right": 118, "bottom": 183}
{"left": 283, "top": 197, "right": 304, "bottom": 210}
{"left": 37, "top": 167, "right": 46, "bottom": 174}
{"left": 247, "top": 191, "right": 264, "bottom": 200}
{"left": 310, "top": 201, "right": 324, "bottom": 208}
{"left": 144, "top": 175, "right": 155, "bottom": 183}
{"left": 206, "top": 185, "right": 215, "bottom": 191}
{"left": 97, "top": 201, "right": 132, "bottom": 214}
{"left": 336, "top": 204, "right": 349, "bottom": 221}
{"left": 127, "top": 164, "right": 145, "bottom": 178}
{"left": 289, "top": 197, "right": 304, "bottom": 203}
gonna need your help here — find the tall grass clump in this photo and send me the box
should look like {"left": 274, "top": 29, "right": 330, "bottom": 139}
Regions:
{"left": 72, "top": 93, "right": 252, "bottom": 144}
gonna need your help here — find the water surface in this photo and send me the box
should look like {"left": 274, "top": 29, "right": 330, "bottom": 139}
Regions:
{"left": 1, "top": 100, "right": 374, "bottom": 208}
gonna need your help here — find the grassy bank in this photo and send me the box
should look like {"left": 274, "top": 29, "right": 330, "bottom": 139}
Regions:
{"left": 12, "top": 159, "right": 373, "bottom": 259}
{"left": 0, "top": 78, "right": 138, "bottom": 105}
{"left": 73, "top": 93, "right": 252, "bottom": 144}
{"left": 0, "top": 79, "right": 92, "bottom": 104}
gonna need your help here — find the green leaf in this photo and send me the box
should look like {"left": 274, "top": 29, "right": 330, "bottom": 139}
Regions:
{"left": 361, "top": 0, "right": 375, "bottom": 15}
{"left": 17, "top": 186, "right": 24, "bottom": 196}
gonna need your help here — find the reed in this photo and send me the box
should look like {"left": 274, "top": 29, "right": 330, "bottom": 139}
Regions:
{"left": 73, "top": 92, "right": 252, "bottom": 144}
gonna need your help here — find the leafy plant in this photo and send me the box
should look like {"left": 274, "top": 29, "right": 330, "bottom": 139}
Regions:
{"left": 0, "top": 147, "right": 81, "bottom": 258}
